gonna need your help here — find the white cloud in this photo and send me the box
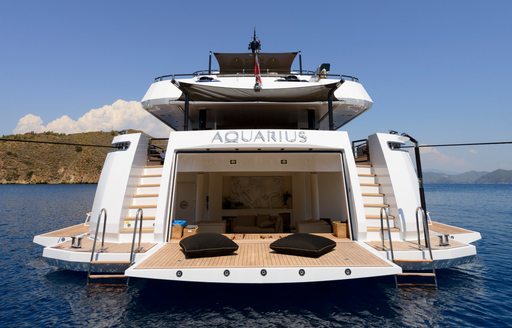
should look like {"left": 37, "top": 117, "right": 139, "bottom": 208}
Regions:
{"left": 13, "top": 99, "right": 172, "bottom": 137}
{"left": 12, "top": 114, "right": 46, "bottom": 134}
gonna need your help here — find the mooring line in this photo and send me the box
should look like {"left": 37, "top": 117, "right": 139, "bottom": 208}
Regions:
{"left": 402, "top": 141, "right": 512, "bottom": 149}
{"left": 0, "top": 138, "right": 114, "bottom": 148}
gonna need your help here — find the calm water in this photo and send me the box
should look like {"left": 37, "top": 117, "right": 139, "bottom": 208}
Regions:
{"left": 0, "top": 184, "right": 511, "bottom": 327}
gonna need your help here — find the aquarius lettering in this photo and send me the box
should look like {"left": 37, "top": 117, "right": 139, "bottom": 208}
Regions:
{"left": 211, "top": 130, "right": 307, "bottom": 144}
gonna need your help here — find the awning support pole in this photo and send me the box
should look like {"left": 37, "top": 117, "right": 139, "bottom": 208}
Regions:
{"left": 328, "top": 89, "right": 334, "bottom": 130}
{"left": 208, "top": 51, "right": 212, "bottom": 75}
{"left": 184, "top": 92, "right": 189, "bottom": 131}
{"left": 299, "top": 51, "right": 302, "bottom": 75}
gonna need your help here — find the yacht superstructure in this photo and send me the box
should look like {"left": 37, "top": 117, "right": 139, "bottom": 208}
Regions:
{"left": 34, "top": 35, "right": 480, "bottom": 286}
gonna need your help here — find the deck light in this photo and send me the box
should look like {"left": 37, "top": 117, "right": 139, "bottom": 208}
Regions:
{"left": 260, "top": 269, "right": 267, "bottom": 276}
{"left": 345, "top": 268, "right": 351, "bottom": 276}
{"left": 224, "top": 270, "right": 230, "bottom": 277}
{"left": 176, "top": 270, "right": 183, "bottom": 277}
{"left": 281, "top": 159, "right": 287, "bottom": 164}
{"left": 299, "top": 269, "right": 305, "bottom": 276}
{"left": 230, "top": 160, "right": 237, "bottom": 164}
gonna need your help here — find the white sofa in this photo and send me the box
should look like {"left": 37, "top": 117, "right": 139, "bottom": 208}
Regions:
{"left": 296, "top": 220, "right": 332, "bottom": 233}
{"left": 231, "top": 215, "right": 283, "bottom": 233}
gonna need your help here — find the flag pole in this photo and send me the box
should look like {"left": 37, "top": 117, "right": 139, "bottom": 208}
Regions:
{"left": 248, "top": 29, "right": 262, "bottom": 91}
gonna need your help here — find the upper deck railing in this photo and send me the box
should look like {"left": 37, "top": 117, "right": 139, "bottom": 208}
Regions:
{"left": 153, "top": 70, "right": 359, "bottom": 83}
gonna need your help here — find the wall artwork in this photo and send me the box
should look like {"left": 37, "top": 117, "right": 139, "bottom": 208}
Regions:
{"left": 222, "top": 176, "right": 292, "bottom": 209}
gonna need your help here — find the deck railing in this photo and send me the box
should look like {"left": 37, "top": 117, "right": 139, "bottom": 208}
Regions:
{"left": 154, "top": 70, "right": 359, "bottom": 82}
{"left": 352, "top": 139, "right": 370, "bottom": 163}
{"left": 147, "top": 138, "right": 169, "bottom": 165}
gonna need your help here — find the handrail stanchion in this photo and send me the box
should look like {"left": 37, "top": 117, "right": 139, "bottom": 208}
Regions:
{"left": 415, "top": 207, "right": 423, "bottom": 247}
{"left": 129, "top": 209, "right": 144, "bottom": 265}
{"left": 380, "top": 207, "right": 395, "bottom": 262}
{"left": 415, "top": 206, "right": 434, "bottom": 260}
{"left": 87, "top": 208, "right": 107, "bottom": 282}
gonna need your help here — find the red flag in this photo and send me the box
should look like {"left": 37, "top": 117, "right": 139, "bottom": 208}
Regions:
{"left": 254, "top": 53, "right": 262, "bottom": 89}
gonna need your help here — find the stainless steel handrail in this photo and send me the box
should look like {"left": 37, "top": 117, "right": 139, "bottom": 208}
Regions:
{"left": 380, "top": 207, "right": 395, "bottom": 261}
{"left": 129, "top": 208, "right": 144, "bottom": 265}
{"left": 83, "top": 212, "right": 92, "bottom": 226}
{"left": 415, "top": 207, "right": 423, "bottom": 247}
{"left": 415, "top": 207, "right": 434, "bottom": 261}
{"left": 87, "top": 208, "right": 107, "bottom": 280}
{"left": 154, "top": 71, "right": 359, "bottom": 82}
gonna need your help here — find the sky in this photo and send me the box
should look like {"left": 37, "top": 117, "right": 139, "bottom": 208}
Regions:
{"left": 0, "top": 1, "right": 511, "bottom": 172}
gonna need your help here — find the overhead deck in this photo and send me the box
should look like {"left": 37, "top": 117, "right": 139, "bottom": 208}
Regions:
{"left": 141, "top": 48, "right": 372, "bottom": 131}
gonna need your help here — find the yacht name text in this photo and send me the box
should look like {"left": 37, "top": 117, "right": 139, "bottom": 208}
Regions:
{"left": 211, "top": 130, "right": 307, "bottom": 144}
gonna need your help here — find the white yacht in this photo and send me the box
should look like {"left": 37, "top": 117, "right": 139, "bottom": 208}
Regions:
{"left": 34, "top": 35, "right": 480, "bottom": 286}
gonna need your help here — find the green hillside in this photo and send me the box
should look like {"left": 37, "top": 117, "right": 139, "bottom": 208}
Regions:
{"left": 0, "top": 131, "right": 117, "bottom": 184}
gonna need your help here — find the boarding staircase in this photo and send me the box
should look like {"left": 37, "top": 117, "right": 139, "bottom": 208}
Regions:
{"left": 356, "top": 163, "right": 436, "bottom": 288}
{"left": 392, "top": 207, "right": 437, "bottom": 288}
{"left": 356, "top": 163, "right": 400, "bottom": 240}
{"left": 87, "top": 209, "right": 146, "bottom": 286}
{"left": 379, "top": 205, "right": 437, "bottom": 288}
{"left": 120, "top": 165, "right": 163, "bottom": 239}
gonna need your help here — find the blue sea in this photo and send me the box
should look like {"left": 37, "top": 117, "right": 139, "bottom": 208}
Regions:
{"left": 0, "top": 184, "right": 511, "bottom": 327}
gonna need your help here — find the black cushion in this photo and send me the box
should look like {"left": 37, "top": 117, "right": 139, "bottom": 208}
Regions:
{"left": 269, "top": 233, "right": 336, "bottom": 258}
{"left": 179, "top": 233, "right": 239, "bottom": 258}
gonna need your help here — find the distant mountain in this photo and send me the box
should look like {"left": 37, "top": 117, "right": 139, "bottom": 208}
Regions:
{"left": 476, "top": 169, "right": 512, "bottom": 184}
{"left": 424, "top": 170, "right": 512, "bottom": 184}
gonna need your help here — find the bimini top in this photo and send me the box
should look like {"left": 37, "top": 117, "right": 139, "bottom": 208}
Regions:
{"left": 214, "top": 52, "right": 298, "bottom": 74}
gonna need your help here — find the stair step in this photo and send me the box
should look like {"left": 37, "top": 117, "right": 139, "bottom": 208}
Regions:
{"left": 145, "top": 165, "right": 163, "bottom": 168}
{"left": 90, "top": 260, "right": 131, "bottom": 265}
{"left": 356, "top": 163, "right": 372, "bottom": 168}
{"left": 120, "top": 227, "right": 155, "bottom": 234}
{"left": 128, "top": 204, "right": 156, "bottom": 209}
{"left": 394, "top": 259, "right": 433, "bottom": 263}
{"left": 398, "top": 272, "right": 436, "bottom": 277}
{"left": 137, "top": 184, "right": 160, "bottom": 188}
{"left": 367, "top": 227, "right": 399, "bottom": 232}
{"left": 360, "top": 183, "right": 381, "bottom": 187}
{"left": 142, "top": 174, "right": 162, "bottom": 178}
{"left": 88, "top": 274, "right": 128, "bottom": 279}
{"left": 362, "top": 193, "right": 384, "bottom": 197}
{"left": 366, "top": 215, "right": 396, "bottom": 219}
{"left": 358, "top": 173, "right": 376, "bottom": 177}
{"left": 125, "top": 216, "right": 156, "bottom": 221}
{"left": 133, "top": 194, "right": 159, "bottom": 198}
{"left": 364, "top": 203, "right": 389, "bottom": 208}
{"left": 396, "top": 283, "right": 437, "bottom": 287}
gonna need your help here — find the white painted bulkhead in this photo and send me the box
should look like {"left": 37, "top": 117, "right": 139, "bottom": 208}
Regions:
{"left": 153, "top": 129, "right": 368, "bottom": 241}
{"left": 89, "top": 133, "right": 151, "bottom": 242}
{"left": 367, "top": 133, "right": 423, "bottom": 240}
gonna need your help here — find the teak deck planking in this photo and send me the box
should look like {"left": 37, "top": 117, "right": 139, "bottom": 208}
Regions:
{"left": 367, "top": 236, "right": 466, "bottom": 252}
{"left": 53, "top": 238, "right": 156, "bottom": 253}
{"left": 429, "top": 221, "right": 473, "bottom": 235}
{"left": 137, "top": 233, "right": 390, "bottom": 269}
{"left": 41, "top": 224, "right": 89, "bottom": 237}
